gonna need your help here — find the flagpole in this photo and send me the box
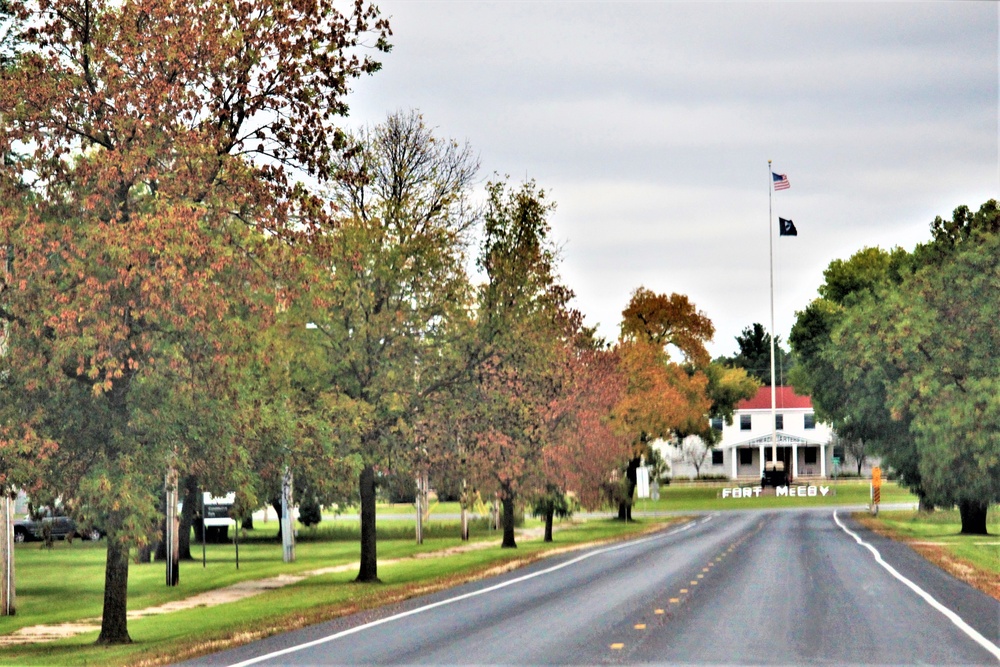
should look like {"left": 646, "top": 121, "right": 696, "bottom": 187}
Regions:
{"left": 767, "top": 160, "right": 777, "bottom": 470}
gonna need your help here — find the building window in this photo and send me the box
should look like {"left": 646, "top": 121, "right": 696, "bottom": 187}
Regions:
{"left": 775, "top": 414, "right": 784, "bottom": 430}
{"left": 739, "top": 448, "right": 753, "bottom": 465}
{"left": 711, "top": 416, "right": 723, "bottom": 432}
{"left": 740, "top": 414, "right": 751, "bottom": 431}
{"left": 804, "top": 413, "right": 816, "bottom": 429}
{"left": 805, "top": 448, "right": 818, "bottom": 465}
{"left": 711, "top": 449, "right": 724, "bottom": 465}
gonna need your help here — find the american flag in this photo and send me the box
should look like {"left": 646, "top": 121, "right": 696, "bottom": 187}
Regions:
{"left": 772, "top": 172, "right": 790, "bottom": 191}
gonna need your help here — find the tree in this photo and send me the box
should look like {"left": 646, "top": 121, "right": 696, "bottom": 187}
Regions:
{"left": 789, "top": 247, "right": 925, "bottom": 507}
{"left": 834, "top": 218, "right": 1000, "bottom": 534}
{"left": 613, "top": 287, "right": 714, "bottom": 519}
{"left": 678, "top": 435, "right": 713, "bottom": 479}
{"left": 471, "top": 179, "right": 570, "bottom": 548}
{"left": 0, "top": 0, "right": 389, "bottom": 643}
{"left": 719, "top": 323, "right": 794, "bottom": 386}
{"left": 299, "top": 110, "right": 478, "bottom": 581}
{"left": 541, "top": 341, "right": 630, "bottom": 512}
{"left": 791, "top": 200, "right": 1000, "bottom": 532}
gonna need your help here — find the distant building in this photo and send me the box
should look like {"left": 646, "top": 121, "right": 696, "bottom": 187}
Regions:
{"left": 661, "top": 386, "right": 841, "bottom": 481}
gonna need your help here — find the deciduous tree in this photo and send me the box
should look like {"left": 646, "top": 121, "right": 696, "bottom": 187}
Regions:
{"left": 298, "top": 110, "right": 478, "bottom": 580}
{"left": 0, "top": 0, "right": 389, "bottom": 643}
{"left": 613, "top": 287, "right": 714, "bottom": 519}
{"left": 471, "top": 179, "right": 570, "bottom": 548}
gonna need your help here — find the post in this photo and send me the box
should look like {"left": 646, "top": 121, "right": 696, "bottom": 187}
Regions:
{"left": 767, "top": 160, "right": 777, "bottom": 466}
{"left": 281, "top": 467, "right": 295, "bottom": 563}
{"left": 165, "top": 469, "right": 179, "bottom": 586}
{"left": 0, "top": 493, "right": 14, "bottom": 615}
{"left": 201, "top": 492, "right": 207, "bottom": 568}
{"left": 460, "top": 478, "right": 469, "bottom": 541}
{"left": 871, "top": 466, "right": 881, "bottom": 516}
{"left": 415, "top": 474, "right": 423, "bottom": 545}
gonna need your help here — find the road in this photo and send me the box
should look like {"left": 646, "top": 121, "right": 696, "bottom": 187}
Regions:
{"left": 186, "top": 509, "right": 1000, "bottom": 666}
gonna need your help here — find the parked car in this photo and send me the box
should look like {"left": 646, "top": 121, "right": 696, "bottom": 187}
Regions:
{"left": 12, "top": 511, "right": 103, "bottom": 543}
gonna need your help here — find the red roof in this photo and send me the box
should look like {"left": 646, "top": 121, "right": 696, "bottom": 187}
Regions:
{"left": 737, "top": 386, "right": 813, "bottom": 411}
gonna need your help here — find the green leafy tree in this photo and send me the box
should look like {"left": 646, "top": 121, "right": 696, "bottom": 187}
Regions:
{"left": 835, "top": 219, "right": 1000, "bottom": 533}
{"left": 791, "top": 200, "right": 1000, "bottom": 532}
{"left": 299, "top": 110, "right": 478, "bottom": 580}
{"left": 719, "top": 323, "right": 794, "bottom": 386}
{"left": 790, "top": 246, "right": 925, "bottom": 505}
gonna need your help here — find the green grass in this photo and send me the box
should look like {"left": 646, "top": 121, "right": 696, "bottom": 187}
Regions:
{"left": 0, "top": 516, "right": 676, "bottom": 667}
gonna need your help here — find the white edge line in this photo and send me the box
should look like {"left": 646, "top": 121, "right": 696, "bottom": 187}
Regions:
{"left": 226, "top": 519, "right": 702, "bottom": 667}
{"left": 833, "top": 510, "right": 1000, "bottom": 663}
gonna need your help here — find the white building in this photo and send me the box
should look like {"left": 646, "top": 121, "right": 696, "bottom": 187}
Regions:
{"left": 662, "top": 386, "right": 837, "bottom": 481}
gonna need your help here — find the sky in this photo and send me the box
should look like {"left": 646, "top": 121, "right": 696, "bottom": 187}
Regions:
{"left": 344, "top": 1, "right": 999, "bottom": 358}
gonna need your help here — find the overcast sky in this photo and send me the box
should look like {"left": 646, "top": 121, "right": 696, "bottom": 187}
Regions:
{"left": 345, "top": 1, "right": 998, "bottom": 358}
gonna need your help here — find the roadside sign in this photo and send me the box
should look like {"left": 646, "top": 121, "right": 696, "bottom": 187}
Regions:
{"left": 636, "top": 466, "right": 650, "bottom": 499}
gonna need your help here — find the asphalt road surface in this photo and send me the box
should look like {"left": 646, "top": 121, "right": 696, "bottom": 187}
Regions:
{"left": 186, "top": 509, "right": 1000, "bottom": 666}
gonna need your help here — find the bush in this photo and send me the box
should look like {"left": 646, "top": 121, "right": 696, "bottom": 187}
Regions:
{"left": 380, "top": 473, "right": 417, "bottom": 504}
{"left": 298, "top": 497, "right": 322, "bottom": 528}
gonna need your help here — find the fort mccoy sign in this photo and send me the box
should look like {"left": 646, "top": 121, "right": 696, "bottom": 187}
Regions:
{"left": 721, "top": 485, "right": 833, "bottom": 499}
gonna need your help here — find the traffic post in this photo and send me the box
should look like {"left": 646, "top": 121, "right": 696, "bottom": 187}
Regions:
{"left": 871, "top": 466, "right": 881, "bottom": 515}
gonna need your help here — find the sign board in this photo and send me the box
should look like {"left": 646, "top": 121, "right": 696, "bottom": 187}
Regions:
{"left": 636, "top": 466, "right": 650, "bottom": 499}
{"left": 832, "top": 456, "right": 840, "bottom": 466}
{"left": 202, "top": 493, "right": 236, "bottom": 528}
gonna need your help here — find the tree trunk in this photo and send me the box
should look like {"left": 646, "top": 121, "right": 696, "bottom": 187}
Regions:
{"left": 501, "top": 492, "right": 517, "bottom": 549}
{"left": 179, "top": 475, "right": 198, "bottom": 560}
{"left": 97, "top": 531, "right": 132, "bottom": 645}
{"left": 356, "top": 464, "right": 379, "bottom": 582}
{"left": 917, "top": 491, "right": 936, "bottom": 514}
{"left": 617, "top": 457, "right": 639, "bottom": 521}
{"left": 153, "top": 488, "right": 167, "bottom": 562}
{"left": 543, "top": 506, "right": 554, "bottom": 543}
{"left": 959, "top": 499, "right": 989, "bottom": 535}
{"left": 271, "top": 499, "right": 283, "bottom": 542}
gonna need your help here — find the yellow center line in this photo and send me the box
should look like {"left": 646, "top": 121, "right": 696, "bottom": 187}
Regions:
{"left": 669, "top": 598, "right": 680, "bottom": 603}
{"left": 655, "top": 608, "right": 665, "bottom": 614}
{"left": 635, "top": 624, "right": 646, "bottom": 630}
{"left": 679, "top": 589, "right": 688, "bottom": 594}
{"left": 610, "top": 643, "right": 624, "bottom": 650}
{"left": 697, "top": 574, "right": 704, "bottom": 579}
{"left": 690, "top": 580, "right": 698, "bottom": 585}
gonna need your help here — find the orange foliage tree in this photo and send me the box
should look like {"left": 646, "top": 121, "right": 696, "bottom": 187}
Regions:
{"left": 612, "top": 287, "right": 714, "bottom": 519}
{"left": 0, "top": 0, "right": 388, "bottom": 644}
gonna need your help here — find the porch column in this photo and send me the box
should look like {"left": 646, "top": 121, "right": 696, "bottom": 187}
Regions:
{"left": 820, "top": 443, "right": 827, "bottom": 478}
{"left": 731, "top": 448, "right": 738, "bottom": 479}
{"left": 759, "top": 444, "right": 765, "bottom": 477}
{"left": 792, "top": 444, "right": 798, "bottom": 479}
